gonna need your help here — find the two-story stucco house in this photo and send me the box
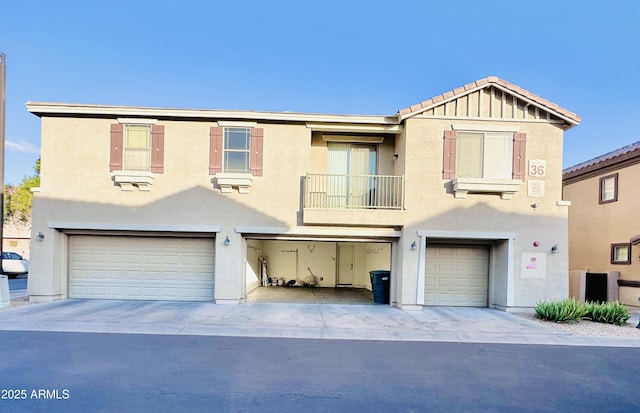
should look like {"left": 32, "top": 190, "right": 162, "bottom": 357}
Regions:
{"left": 25, "top": 76, "right": 580, "bottom": 312}
{"left": 563, "top": 141, "right": 640, "bottom": 306}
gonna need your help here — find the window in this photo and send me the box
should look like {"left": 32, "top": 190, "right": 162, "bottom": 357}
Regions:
{"left": 209, "top": 126, "right": 264, "bottom": 193}
{"left": 326, "top": 142, "right": 377, "bottom": 207}
{"left": 223, "top": 127, "right": 251, "bottom": 173}
{"left": 209, "top": 126, "right": 263, "bottom": 176}
{"left": 442, "top": 130, "right": 525, "bottom": 199}
{"left": 457, "top": 131, "right": 513, "bottom": 178}
{"left": 109, "top": 122, "right": 164, "bottom": 191}
{"left": 599, "top": 174, "right": 618, "bottom": 204}
{"left": 611, "top": 243, "right": 631, "bottom": 264}
{"left": 123, "top": 125, "right": 151, "bottom": 171}
{"left": 110, "top": 123, "right": 164, "bottom": 173}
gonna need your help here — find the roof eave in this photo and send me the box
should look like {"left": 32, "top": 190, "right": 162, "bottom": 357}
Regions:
{"left": 25, "top": 102, "right": 399, "bottom": 126}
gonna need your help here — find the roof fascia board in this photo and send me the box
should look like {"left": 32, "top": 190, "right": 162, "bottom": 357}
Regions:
{"left": 563, "top": 153, "right": 640, "bottom": 185}
{"left": 491, "top": 84, "right": 580, "bottom": 127}
{"left": 26, "top": 102, "right": 395, "bottom": 125}
{"left": 306, "top": 122, "right": 402, "bottom": 133}
{"left": 399, "top": 83, "right": 486, "bottom": 121}
{"left": 414, "top": 116, "right": 565, "bottom": 125}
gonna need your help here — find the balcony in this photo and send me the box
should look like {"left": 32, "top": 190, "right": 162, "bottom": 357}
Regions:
{"left": 303, "top": 173, "right": 405, "bottom": 226}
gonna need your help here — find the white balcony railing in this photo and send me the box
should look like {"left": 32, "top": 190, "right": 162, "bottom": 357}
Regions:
{"left": 305, "top": 173, "right": 404, "bottom": 210}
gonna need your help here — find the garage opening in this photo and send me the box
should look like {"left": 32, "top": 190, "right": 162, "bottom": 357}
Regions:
{"left": 68, "top": 235, "right": 215, "bottom": 301}
{"left": 424, "top": 244, "right": 490, "bottom": 307}
{"left": 245, "top": 239, "right": 391, "bottom": 304}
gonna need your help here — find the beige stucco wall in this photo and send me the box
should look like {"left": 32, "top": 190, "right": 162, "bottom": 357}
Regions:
{"left": 399, "top": 117, "right": 569, "bottom": 309}
{"left": 29, "top": 104, "right": 572, "bottom": 309}
{"left": 563, "top": 162, "right": 640, "bottom": 306}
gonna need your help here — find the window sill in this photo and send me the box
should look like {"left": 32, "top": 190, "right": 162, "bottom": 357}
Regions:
{"left": 113, "top": 171, "right": 153, "bottom": 191}
{"left": 214, "top": 173, "right": 253, "bottom": 193}
{"left": 452, "top": 177, "right": 522, "bottom": 200}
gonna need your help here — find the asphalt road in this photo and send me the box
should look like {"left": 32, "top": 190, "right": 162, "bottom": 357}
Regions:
{"left": 1, "top": 331, "right": 638, "bottom": 413}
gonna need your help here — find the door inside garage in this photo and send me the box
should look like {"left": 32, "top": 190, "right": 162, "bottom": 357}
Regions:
{"left": 424, "top": 244, "right": 489, "bottom": 307}
{"left": 68, "top": 235, "right": 215, "bottom": 301}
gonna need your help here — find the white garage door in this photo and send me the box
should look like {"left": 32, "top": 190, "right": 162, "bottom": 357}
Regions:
{"left": 69, "top": 235, "right": 215, "bottom": 301}
{"left": 425, "top": 245, "right": 489, "bottom": 307}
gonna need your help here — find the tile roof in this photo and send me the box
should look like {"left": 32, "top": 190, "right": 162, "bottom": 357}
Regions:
{"left": 397, "top": 76, "right": 581, "bottom": 126}
{"left": 563, "top": 140, "right": 640, "bottom": 176}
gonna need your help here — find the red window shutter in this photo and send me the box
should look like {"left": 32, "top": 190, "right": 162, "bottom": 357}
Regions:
{"left": 442, "top": 130, "right": 457, "bottom": 179}
{"left": 512, "top": 132, "right": 527, "bottom": 179}
{"left": 150, "top": 125, "right": 165, "bottom": 173}
{"left": 109, "top": 124, "right": 124, "bottom": 171}
{"left": 250, "top": 128, "right": 264, "bottom": 176}
{"left": 209, "top": 127, "right": 223, "bottom": 174}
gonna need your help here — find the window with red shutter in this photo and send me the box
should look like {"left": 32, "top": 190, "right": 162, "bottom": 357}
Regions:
{"left": 442, "top": 130, "right": 457, "bottom": 179}
{"left": 209, "top": 126, "right": 223, "bottom": 174}
{"left": 210, "top": 126, "right": 264, "bottom": 176}
{"left": 110, "top": 122, "right": 161, "bottom": 191}
{"left": 512, "top": 132, "right": 526, "bottom": 180}
{"left": 446, "top": 127, "right": 524, "bottom": 199}
{"left": 110, "top": 124, "right": 124, "bottom": 172}
{"left": 150, "top": 125, "right": 165, "bottom": 173}
{"left": 250, "top": 128, "right": 264, "bottom": 176}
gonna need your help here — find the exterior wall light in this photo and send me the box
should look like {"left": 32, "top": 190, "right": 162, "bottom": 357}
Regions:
{"left": 224, "top": 236, "right": 230, "bottom": 246}
{"left": 551, "top": 244, "right": 558, "bottom": 254}
{"left": 410, "top": 241, "right": 417, "bottom": 250}
{"left": 36, "top": 232, "right": 45, "bottom": 241}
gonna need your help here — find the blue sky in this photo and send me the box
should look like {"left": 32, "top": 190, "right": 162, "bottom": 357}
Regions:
{"left": 2, "top": 0, "right": 639, "bottom": 185}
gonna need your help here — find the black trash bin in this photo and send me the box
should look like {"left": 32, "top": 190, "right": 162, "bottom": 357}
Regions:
{"left": 369, "top": 270, "right": 390, "bottom": 304}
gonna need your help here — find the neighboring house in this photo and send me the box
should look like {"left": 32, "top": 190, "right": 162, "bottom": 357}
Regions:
{"left": 2, "top": 219, "right": 31, "bottom": 259}
{"left": 563, "top": 141, "right": 640, "bottom": 306}
{"left": 25, "top": 76, "right": 580, "bottom": 312}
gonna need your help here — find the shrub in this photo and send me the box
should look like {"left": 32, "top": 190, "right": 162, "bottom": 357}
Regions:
{"left": 585, "top": 301, "right": 630, "bottom": 325}
{"left": 535, "top": 298, "right": 587, "bottom": 323}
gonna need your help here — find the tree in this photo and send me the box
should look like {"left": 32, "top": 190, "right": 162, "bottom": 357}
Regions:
{"left": 4, "top": 158, "right": 40, "bottom": 224}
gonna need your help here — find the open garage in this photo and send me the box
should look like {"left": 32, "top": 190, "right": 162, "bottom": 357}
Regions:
{"left": 244, "top": 239, "right": 392, "bottom": 304}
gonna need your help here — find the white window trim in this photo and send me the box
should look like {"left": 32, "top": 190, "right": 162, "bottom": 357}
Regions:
{"left": 451, "top": 123, "right": 519, "bottom": 132}
{"left": 214, "top": 173, "right": 253, "bottom": 194}
{"left": 322, "top": 135, "right": 384, "bottom": 143}
{"left": 217, "top": 121, "right": 258, "bottom": 128}
{"left": 113, "top": 170, "right": 154, "bottom": 191}
{"left": 452, "top": 177, "right": 522, "bottom": 200}
{"left": 451, "top": 126, "right": 520, "bottom": 198}
{"left": 117, "top": 118, "right": 158, "bottom": 125}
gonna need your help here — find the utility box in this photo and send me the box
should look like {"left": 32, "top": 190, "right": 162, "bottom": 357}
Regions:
{"left": 569, "top": 270, "right": 619, "bottom": 303}
{"left": 585, "top": 273, "right": 608, "bottom": 303}
{"left": 0, "top": 275, "right": 10, "bottom": 309}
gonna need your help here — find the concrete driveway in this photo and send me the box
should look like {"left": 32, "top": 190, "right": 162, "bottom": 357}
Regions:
{"left": 1, "top": 299, "right": 639, "bottom": 347}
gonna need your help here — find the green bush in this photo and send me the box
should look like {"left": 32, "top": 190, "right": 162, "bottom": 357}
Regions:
{"left": 535, "top": 298, "right": 587, "bottom": 323}
{"left": 585, "top": 301, "right": 630, "bottom": 325}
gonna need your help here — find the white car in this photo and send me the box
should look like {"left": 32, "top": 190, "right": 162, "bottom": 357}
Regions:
{"left": 1, "top": 252, "right": 29, "bottom": 278}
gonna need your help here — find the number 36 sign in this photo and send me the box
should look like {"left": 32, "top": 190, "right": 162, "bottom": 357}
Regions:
{"left": 529, "top": 160, "right": 546, "bottom": 177}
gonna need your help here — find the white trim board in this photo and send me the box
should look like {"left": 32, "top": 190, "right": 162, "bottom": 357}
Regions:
{"left": 47, "top": 222, "right": 222, "bottom": 233}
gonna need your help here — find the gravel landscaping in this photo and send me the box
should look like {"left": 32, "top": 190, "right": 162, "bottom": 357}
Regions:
{"left": 516, "top": 312, "right": 640, "bottom": 338}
